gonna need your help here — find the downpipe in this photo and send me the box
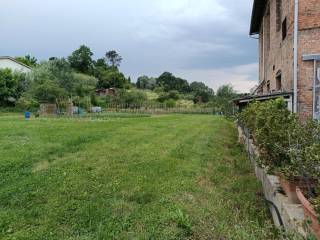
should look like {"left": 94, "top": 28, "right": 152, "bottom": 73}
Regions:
{"left": 293, "top": 0, "right": 299, "bottom": 113}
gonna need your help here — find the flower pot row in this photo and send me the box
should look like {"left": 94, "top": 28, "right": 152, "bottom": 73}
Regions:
{"left": 279, "top": 176, "right": 320, "bottom": 238}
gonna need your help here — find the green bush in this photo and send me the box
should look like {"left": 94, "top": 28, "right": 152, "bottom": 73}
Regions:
{"left": 0, "top": 69, "right": 29, "bottom": 106}
{"left": 238, "top": 98, "right": 320, "bottom": 180}
{"left": 164, "top": 99, "right": 176, "bottom": 108}
{"left": 16, "top": 97, "right": 39, "bottom": 111}
{"left": 238, "top": 97, "right": 320, "bottom": 211}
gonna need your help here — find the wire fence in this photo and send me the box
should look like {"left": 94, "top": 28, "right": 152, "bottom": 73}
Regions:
{"left": 103, "top": 103, "right": 216, "bottom": 115}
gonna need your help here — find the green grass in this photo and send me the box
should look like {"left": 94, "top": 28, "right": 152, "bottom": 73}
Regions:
{"left": 0, "top": 114, "right": 279, "bottom": 239}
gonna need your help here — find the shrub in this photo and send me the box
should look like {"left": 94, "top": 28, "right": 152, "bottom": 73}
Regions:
{"left": 164, "top": 99, "right": 176, "bottom": 108}
{"left": 0, "top": 69, "right": 28, "bottom": 106}
{"left": 16, "top": 97, "right": 39, "bottom": 111}
{"left": 238, "top": 98, "right": 297, "bottom": 170}
{"left": 239, "top": 98, "right": 320, "bottom": 184}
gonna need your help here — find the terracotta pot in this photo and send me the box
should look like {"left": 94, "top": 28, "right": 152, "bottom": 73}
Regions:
{"left": 279, "top": 175, "right": 300, "bottom": 203}
{"left": 296, "top": 187, "right": 320, "bottom": 239}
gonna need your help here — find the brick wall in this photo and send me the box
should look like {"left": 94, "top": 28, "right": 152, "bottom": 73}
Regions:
{"left": 257, "top": 0, "right": 320, "bottom": 119}
{"left": 298, "top": 28, "right": 320, "bottom": 119}
{"left": 299, "top": 0, "right": 320, "bottom": 30}
{"left": 259, "top": 0, "right": 294, "bottom": 94}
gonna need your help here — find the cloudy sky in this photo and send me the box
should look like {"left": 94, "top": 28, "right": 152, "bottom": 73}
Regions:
{"left": 1, "top": 0, "right": 258, "bottom": 93}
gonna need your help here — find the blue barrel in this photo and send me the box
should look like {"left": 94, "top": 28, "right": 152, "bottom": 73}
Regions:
{"left": 25, "top": 111, "right": 31, "bottom": 119}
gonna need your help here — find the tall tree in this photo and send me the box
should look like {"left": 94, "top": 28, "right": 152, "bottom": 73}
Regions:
{"left": 68, "top": 45, "right": 94, "bottom": 74}
{"left": 136, "top": 75, "right": 157, "bottom": 90}
{"left": 156, "top": 72, "right": 190, "bottom": 93}
{"left": 214, "top": 85, "right": 238, "bottom": 115}
{"left": 105, "top": 50, "right": 122, "bottom": 68}
{"left": 96, "top": 68, "right": 127, "bottom": 89}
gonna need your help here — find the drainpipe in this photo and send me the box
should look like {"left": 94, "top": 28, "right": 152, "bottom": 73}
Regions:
{"left": 293, "top": 0, "right": 299, "bottom": 113}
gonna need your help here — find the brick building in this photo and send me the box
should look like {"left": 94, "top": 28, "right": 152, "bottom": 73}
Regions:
{"left": 234, "top": 0, "right": 320, "bottom": 120}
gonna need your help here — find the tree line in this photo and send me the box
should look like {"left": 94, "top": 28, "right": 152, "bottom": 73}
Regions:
{"left": 0, "top": 45, "right": 240, "bottom": 114}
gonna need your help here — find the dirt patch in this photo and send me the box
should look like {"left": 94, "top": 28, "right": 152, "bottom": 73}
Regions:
{"left": 196, "top": 176, "right": 213, "bottom": 189}
{"left": 32, "top": 160, "right": 50, "bottom": 172}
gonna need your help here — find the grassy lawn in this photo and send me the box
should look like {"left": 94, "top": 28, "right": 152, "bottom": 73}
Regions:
{"left": 0, "top": 114, "right": 278, "bottom": 239}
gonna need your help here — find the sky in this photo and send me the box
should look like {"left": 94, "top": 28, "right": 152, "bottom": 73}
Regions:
{"left": 0, "top": 0, "right": 258, "bottom": 93}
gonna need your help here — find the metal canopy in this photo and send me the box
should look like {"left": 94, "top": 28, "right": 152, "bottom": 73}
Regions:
{"left": 302, "top": 54, "right": 320, "bottom": 61}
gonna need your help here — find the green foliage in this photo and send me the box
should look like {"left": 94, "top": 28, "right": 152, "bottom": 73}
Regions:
{"left": 96, "top": 68, "right": 128, "bottom": 89}
{"left": 32, "top": 80, "right": 67, "bottom": 103}
{"left": 172, "top": 209, "right": 192, "bottom": 236}
{"left": 0, "top": 69, "right": 28, "bottom": 106}
{"left": 16, "top": 97, "right": 39, "bottom": 111}
{"left": 239, "top": 99, "right": 294, "bottom": 170}
{"left": 72, "top": 73, "right": 97, "bottom": 97}
{"left": 105, "top": 50, "right": 122, "bottom": 68}
{"left": 239, "top": 98, "right": 320, "bottom": 182}
{"left": 213, "top": 85, "right": 238, "bottom": 115}
{"left": 15, "top": 55, "right": 37, "bottom": 67}
{"left": 157, "top": 90, "right": 180, "bottom": 103}
{"left": 216, "top": 84, "right": 237, "bottom": 99}
{"left": 68, "top": 45, "right": 94, "bottom": 74}
{"left": 72, "top": 95, "right": 92, "bottom": 109}
{"left": 106, "top": 90, "right": 148, "bottom": 107}
{"left": 164, "top": 99, "right": 176, "bottom": 108}
{"left": 136, "top": 75, "right": 157, "bottom": 90}
{"left": 156, "top": 72, "right": 190, "bottom": 93}
{"left": 190, "top": 81, "right": 214, "bottom": 103}
{"left": 27, "top": 59, "right": 73, "bottom": 102}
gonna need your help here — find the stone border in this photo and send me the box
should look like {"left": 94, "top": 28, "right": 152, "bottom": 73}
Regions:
{"left": 238, "top": 125, "right": 308, "bottom": 237}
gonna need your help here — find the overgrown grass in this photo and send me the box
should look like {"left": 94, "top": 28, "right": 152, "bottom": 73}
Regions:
{"left": 0, "top": 115, "right": 280, "bottom": 239}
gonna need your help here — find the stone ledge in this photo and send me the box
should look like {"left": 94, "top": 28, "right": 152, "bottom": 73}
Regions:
{"left": 238, "top": 125, "right": 308, "bottom": 237}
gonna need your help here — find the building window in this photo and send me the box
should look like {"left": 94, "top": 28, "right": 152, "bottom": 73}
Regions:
{"left": 276, "top": 71, "right": 282, "bottom": 91}
{"left": 282, "top": 17, "right": 287, "bottom": 40}
{"left": 276, "top": 0, "right": 282, "bottom": 32}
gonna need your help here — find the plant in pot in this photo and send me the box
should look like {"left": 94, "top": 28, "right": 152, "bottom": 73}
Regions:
{"left": 253, "top": 99, "right": 300, "bottom": 201}
{"left": 279, "top": 120, "right": 320, "bottom": 204}
{"left": 286, "top": 120, "right": 320, "bottom": 237}
{"left": 294, "top": 142, "right": 320, "bottom": 238}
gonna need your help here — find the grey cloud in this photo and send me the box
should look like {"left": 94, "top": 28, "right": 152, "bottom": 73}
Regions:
{"left": 0, "top": 0, "right": 258, "bottom": 92}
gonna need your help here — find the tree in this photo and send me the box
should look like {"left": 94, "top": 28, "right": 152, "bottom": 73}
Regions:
{"left": 68, "top": 45, "right": 94, "bottom": 74}
{"left": 136, "top": 75, "right": 157, "bottom": 90}
{"left": 94, "top": 58, "right": 108, "bottom": 69}
{"left": 0, "top": 69, "right": 28, "bottom": 106}
{"left": 27, "top": 59, "right": 75, "bottom": 102}
{"left": 190, "top": 81, "right": 214, "bottom": 103}
{"left": 46, "top": 58, "right": 74, "bottom": 93}
{"left": 157, "top": 90, "right": 180, "bottom": 103}
{"left": 216, "top": 85, "right": 237, "bottom": 99}
{"left": 72, "top": 73, "right": 98, "bottom": 97}
{"left": 96, "top": 68, "right": 127, "bottom": 89}
{"left": 156, "top": 72, "right": 190, "bottom": 93}
{"left": 214, "top": 85, "right": 238, "bottom": 115}
{"left": 105, "top": 50, "right": 122, "bottom": 68}
{"left": 15, "top": 55, "right": 37, "bottom": 67}
{"left": 190, "top": 82, "right": 213, "bottom": 94}
{"left": 32, "top": 80, "right": 67, "bottom": 103}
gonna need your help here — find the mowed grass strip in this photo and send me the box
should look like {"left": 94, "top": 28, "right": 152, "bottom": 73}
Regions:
{"left": 0, "top": 115, "right": 278, "bottom": 239}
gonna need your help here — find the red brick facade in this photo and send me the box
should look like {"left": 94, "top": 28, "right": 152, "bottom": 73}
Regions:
{"left": 254, "top": 0, "right": 320, "bottom": 119}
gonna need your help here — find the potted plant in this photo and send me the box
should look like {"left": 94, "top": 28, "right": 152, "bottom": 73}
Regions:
{"left": 278, "top": 120, "right": 320, "bottom": 204}
{"left": 296, "top": 187, "right": 320, "bottom": 238}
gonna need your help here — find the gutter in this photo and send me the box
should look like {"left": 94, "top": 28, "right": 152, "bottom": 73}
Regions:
{"left": 293, "top": 0, "right": 299, "bottom": 113}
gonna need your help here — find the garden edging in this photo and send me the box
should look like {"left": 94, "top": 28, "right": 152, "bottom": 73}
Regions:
{"left": 238, "top": 125, "right": 308, "bottom": 237}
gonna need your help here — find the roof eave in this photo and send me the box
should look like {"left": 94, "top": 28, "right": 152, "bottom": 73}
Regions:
{"left": 249, "top": 0, "right": 267, "bottom": 35}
